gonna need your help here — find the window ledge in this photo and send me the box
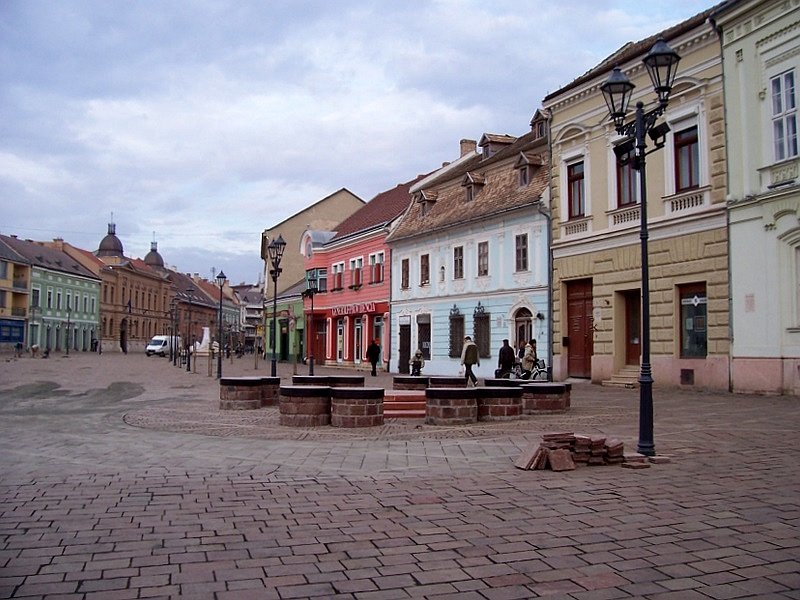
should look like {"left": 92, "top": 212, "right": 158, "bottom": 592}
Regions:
{"left": 663, "top": 186, "right": 710, "bottom": 215}
{"left": 758, "top": 157, "right": 799, "bottom": 190}
{"left": 607, "top": 204, "right": 640, "bottom": 229}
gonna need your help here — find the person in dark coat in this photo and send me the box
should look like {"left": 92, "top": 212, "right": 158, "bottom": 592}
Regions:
{"left": 496, "top": 339, "right": 515, "bottom": 378}
{"left": 366, "top": 338, "right": 381, "bottom": 376}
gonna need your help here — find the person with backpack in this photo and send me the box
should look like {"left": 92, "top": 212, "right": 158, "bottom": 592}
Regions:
{"left": 460, "top": 336, "right": 480, "bottom": 387}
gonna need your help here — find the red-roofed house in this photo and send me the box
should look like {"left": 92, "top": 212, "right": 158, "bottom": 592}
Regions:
{"left": 300, "top": 175, "right": 427, "bottom": 371}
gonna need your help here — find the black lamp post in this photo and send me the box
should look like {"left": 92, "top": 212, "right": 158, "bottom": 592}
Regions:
{"left": 216, "top": 270, "right": 226, "bottom": 379}
{"left": 600, "top": 37, "right": 680, "bottom": 457}
{"left": 186, "top": 287, "right": 194, "bottom": 373}
{"left": 65, "top": 308, "right": 71, "bottom": 357}
{"left": 267, "top": 235, "right": 286, "bottom": 377}
{"left": 301, "top": 272, "right": 318, "bottom": 375}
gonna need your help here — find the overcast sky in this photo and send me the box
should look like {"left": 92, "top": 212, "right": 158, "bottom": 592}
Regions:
{"left": 1, "top": 0, "right": 712, "bottom": 285}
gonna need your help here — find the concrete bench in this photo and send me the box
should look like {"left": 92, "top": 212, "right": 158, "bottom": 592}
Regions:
{"left": 292, "top": 375, "right": 330, "bottom": 386}
{"left": 476, "top": 386, "right": 523, "bottom": 421}
{"left": 392, "top": 375, "right": 429, "bottom": 390}
{"left": 425, "top": 387, "right": 478, "bottom": 425}
{"left": 483, "top": 378, "right": 522, "bottom": 388}
{"left": 328, "top": 375, "right": 365, "bottom": 388}
{"left": 428, "top": 376, "right": 467, "bottom": 388}
{"left": 520, "top": 382, "right": 572, "bottom": 413}
{"left": 330, "top": 387, "right": 384, "bottom": 428}
{"left": 279, "top": 385, "right": 331, "bottom": 427}
{"left": 219, "top": 376, "right": 279, "bottom": 410}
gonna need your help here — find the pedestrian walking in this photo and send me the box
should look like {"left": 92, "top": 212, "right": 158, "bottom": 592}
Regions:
{"left": 460, "top": 336, "right": 480, "bottom": 386}
{"left": 366, "top": 338, "right": 381, "bottom": 376}
{"left": 521, "top": 338, "right": 537, "bottom": 379}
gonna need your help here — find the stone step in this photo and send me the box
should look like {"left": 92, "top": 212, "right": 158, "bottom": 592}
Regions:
{"left": 384, "top": 390, "right": 426, "bottom": 419}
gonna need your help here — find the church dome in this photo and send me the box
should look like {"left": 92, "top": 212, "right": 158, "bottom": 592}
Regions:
{"left": 144, "top": 241, "right": 164, "bottom": 268}
{"left": 97, "top": 223, "right": 124, "bottom": 257}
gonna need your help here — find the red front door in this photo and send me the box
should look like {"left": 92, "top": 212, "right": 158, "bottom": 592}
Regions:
{"left": 566, "top": 279, "right": 593, "bottom": 378}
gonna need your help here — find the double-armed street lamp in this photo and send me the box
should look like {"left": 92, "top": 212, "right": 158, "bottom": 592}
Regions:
{"left": 267, "top": 235, "right": 287, "bottom": 377}
{"left": 600, "top": 37, "right": 681, "bottom": 457}
{"left": 215, "top": 270, "right": 226, "bottom": 379}
{"left": 301, "top": 273, "right": 318, "bottom": 376}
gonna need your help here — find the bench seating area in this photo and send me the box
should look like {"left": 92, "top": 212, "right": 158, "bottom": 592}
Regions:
{"left": 219, "top": 377, "right": 280, "bottom": 410}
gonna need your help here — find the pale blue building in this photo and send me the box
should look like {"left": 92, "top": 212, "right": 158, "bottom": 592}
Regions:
{"left": 387, "top": 114, "right": 551, "bottom": 377}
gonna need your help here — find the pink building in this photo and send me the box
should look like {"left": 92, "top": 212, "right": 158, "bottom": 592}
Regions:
{"left": 301, "top": 175, "right": 425, "bottom": 370}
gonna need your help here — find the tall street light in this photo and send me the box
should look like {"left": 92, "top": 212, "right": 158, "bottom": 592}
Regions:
{"left": 267, "top": 235, "right": 287, "bottom": 377}
{"left": 301, "top": 272, "right": 318, "bottom": 375}
{"left": 600, "top": 37, "right": 680, "bottom": 457}
{"left": 186, "top": 287, "right": 194, "bottom": 373}
{"left": 216, "top": 270, "right": 226, "bottom": 379}
{"left": 65, "top": 308, "right": 71, "bottom": 357}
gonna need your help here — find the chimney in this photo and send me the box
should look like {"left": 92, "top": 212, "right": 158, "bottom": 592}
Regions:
{"left": 460, "top": 139, "right": 477, "bottom": 157}
{"left": 52, "top": 238, "right": 64, "bottom": 251}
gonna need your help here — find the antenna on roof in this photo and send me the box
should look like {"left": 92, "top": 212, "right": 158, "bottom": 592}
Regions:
{"left": 211, "top": 266, "right": 216, "bottom": 280}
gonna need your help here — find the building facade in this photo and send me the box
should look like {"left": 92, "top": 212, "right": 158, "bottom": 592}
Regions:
{"left": 1, "top": 235, "right": 101, "bottom": 352}
{"left": 543, "top": 8, "right": 729, "bottom": 389}
{"left": 387, "top": 125, "right": 551, "bottom": 377}
{"left": 716, "top": 0, "right": 800, "bottom": 394}
{"left": 262, "top": 188, "right": 364, "bottom": 295}
{"left": 0, "top": 239, "right": 30, "bottom": 349}
{"left": 301, "top": 178, "right": 423, "bottom": 370}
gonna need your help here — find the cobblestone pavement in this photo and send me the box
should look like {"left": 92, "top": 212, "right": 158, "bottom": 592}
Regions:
{"left": 0, "top": 352, "right": 798, "bottom": 599}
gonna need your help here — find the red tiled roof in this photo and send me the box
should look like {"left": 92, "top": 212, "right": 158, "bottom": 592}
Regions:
{"left": 330, "top": 173, "right": 431, "bottom": 241}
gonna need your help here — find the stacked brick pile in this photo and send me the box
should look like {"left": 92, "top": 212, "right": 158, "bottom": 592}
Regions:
{"left": 514, "top": 431, "right": 629, "bottom": 471}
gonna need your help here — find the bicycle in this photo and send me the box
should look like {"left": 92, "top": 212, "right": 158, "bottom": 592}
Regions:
{"left": 514, "top": 359, "right": 548, "bottom": 381}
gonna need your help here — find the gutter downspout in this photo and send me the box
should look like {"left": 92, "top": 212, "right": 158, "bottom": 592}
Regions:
{"left": 536, "top": 199, "right": 554, "bottom": 382}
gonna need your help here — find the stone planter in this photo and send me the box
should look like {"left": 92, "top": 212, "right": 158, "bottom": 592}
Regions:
{"left": 520, "top": 383, "right": 571, "bottom": 413}
{"left": 392, "top": 376, "right": 429, "bottom": 391}
{"left": 330, "top": 387, "right": 384, "bottom": 428}
{"left": 428, "top": 376, "right": 467, "bottom": 388}
{"left": 219, "top": 377, "right": 264, "bottom": 410}
{"left": 425, "top": 387, "right": 478, "bottom": 425}
{"left": 476, "top": 387, "right": 522, "bottom": 421}
{"left": 279, "top": 385, "right": 331, "bottom": 427}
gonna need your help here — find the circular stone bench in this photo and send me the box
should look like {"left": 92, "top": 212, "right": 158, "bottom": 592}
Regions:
{"left": 330, "top": 387, "right": 384, "bottom": 428}
{"left": 483, "top": 378, "right": 522, "bottom": 388}
{"left": 520, "top": 382, "right": 572, "bottom": 413}
{"left": 259, "top": 377, "right": 281, "bottom": 407}
{"left": 425, "top": 387, "right": 478, "bottom": 425}
{"left": 219, "top": 377, "right": 266, "bottom": 410}
{"left": 328, "top": 375, "right": 365, "bottom": 388}
{"left": 292, "top": 375, "right": 330, "bottom": 386}
{"left": 476, "top": 386, "right": 522, "bottom": 421}
{"left": 279, "top": 385, "right": 331, "bottom": 427}
{"left": 393, "top": 376, "right": 429, "bottom": 391}
{"left": 428, "top": 376, "right": 467, "bottom": 388}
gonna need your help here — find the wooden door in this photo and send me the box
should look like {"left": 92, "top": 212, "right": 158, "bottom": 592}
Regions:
{"left": 625, "top": 291, "right": 641, "bottom": 365}
{"left": 566, "top": 279, "right": 593, "bottom": 378}
{"left": 398, "top": 324, "right": 411, "bottom": 374}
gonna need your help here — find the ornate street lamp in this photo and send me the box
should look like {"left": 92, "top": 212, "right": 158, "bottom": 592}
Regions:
{"left": 267, "top": 235, "right": 286, "bottom": 377}
{"left": 600, "top": 37, "right": 680, "bottom": 457}
{"left": 301, "top": 272, "right": 318, "bottom": 375}
{"left": 216, "top": 270, "right": 226, "bottom": 379}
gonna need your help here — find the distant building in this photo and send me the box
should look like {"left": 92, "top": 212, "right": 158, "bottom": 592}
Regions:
{"left": 0, "top": 238, "right": 31, "bottom": 349}
{"left": 1, "top": 234, "right": 101, "bottom": 352}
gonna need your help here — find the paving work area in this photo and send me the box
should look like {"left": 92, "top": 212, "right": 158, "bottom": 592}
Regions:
{"left": 0, "top": 351, "right": 798, "bottom": 599}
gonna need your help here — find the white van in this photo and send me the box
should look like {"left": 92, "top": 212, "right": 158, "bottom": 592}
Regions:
{"left": 146, "top": 335, "right": 181, "bottom": 357}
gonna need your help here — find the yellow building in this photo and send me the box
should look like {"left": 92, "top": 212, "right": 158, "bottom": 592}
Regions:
{"left": 542, "top": 8, "right": 730, "bottom": 390}
{"left": 0, "top": 239, "right": 30, "bottom": 349}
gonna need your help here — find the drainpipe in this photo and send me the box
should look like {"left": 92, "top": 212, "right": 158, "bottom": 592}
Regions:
{"left": 536, "top": 200, "right": 554, "bottom": 381}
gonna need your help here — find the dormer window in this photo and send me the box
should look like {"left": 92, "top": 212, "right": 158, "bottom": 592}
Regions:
{"left": 478, "top": 133, "right": 516, "bottom": 159}
{"left": 416, "top": 190, "right": 437, "bottom": 216}
{"left": 514, "top": 152, "right": 543, "bottom": 188}
{"left": 462, "top": 172, "right": 485, "bottom": 202}
{"left": 529, "top": 108, "right": 549, "bottom": 141}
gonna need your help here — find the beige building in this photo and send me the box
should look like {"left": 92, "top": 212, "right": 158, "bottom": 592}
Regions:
{"left": 715, "top": 0, "right": 800, "bottom": 394}
{"left": 542, "top": 8, "right": 730, "bottom": 390}
{"left": 261, "top": 188, "right": 364, "bottom": 295}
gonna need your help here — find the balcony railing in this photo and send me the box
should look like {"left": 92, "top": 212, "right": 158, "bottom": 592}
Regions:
{"left": 13, "top": 279, "right": 28, "bottom": 290}
{"left": 663, "top": 186, "right": 709, "bottom": 215}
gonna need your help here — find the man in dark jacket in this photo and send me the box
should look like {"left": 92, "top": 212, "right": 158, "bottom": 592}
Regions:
{"left": 366, "top": 338, "right": 381, "bottom": 376}
{"left": 497, "top": 339, "right": 515, "bottom": 378}
{"left": 460, "top": 336, "right": 480, "bottom": 386}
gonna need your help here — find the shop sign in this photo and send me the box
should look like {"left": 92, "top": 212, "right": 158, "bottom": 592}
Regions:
{"left": 331, "top": 301, "right": 376, "bottom": 317}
